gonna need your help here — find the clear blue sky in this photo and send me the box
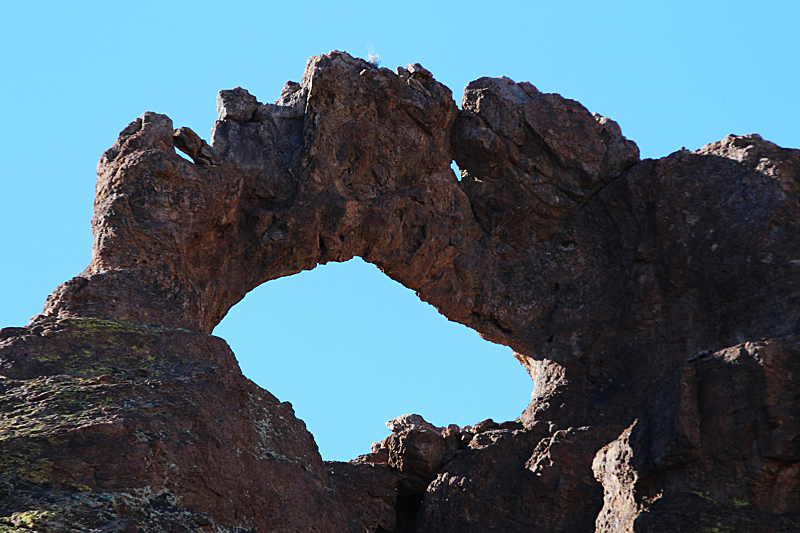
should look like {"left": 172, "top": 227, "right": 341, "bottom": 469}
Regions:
{"left": 2, "top": 1, "right": 798, "bottom": 461}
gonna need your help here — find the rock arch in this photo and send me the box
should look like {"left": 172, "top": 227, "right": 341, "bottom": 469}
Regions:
{"left": 43, "top": 51, "right": 641, "bottom": 365}
{"left": 33, "top": 51, "right": 800, "bottom": 531}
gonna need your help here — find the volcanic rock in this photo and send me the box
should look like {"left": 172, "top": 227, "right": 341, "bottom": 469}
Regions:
{"left": 0, "top": 318, "right": 348, "bottom": 532}
{"left": 3, "top": 50, "right": 799, "bottom": 531}
{"left": 593, "top": 339, "right": 800, "bottom": 532}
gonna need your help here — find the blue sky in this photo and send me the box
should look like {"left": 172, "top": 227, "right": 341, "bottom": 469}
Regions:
{"left": 2, "top": 1, "right": 798, "bottom": 460}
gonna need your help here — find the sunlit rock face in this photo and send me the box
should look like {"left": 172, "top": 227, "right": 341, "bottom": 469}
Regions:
{"left": 2, "top": 51, "right": 798, "bottom": 531}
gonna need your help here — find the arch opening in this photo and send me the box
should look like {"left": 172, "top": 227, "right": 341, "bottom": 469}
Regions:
{"left": 214, "top": 257, "right": 532, "bottom": 461}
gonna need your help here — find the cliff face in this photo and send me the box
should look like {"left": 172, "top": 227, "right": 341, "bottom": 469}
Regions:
{"left": 2, "top": 51, "right": 799, "bottom": 532}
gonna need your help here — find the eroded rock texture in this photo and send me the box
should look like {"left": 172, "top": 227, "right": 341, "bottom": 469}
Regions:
{"left": 0, "top": 318, "right": 348, "bottom": 532}
{"left": 3, "top": 50, "right": 799, "bottom": 531}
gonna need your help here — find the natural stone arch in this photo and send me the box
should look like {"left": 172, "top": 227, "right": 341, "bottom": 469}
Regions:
{"left": 23, "top": 50, "right": 800, "bottom": 531}
{"left": 37, "top": 53, "right": 643, "bottom": 529}
{"left": 44, "top": 54, "right": 470, "bottom": 336}
{"left": 45, "top": 48, "right": 800, "bottom": 435}
{"left": 43, "top": 52, "right": 637, "bottom": 365}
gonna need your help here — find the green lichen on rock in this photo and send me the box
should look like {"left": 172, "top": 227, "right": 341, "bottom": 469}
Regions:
{"left": 0, "top": 525, "right": 29, "bottom": 532}
{"left": 34, "top": 318, "right": 188, "bottom": 378}
{"left": 63, "top": 317, "right": 170, "bottom": 337}
{"left": 0, "top": 318, "right": 237, "bottom": 530}
{"left": 0, "top": 375, "right": 122, "bottom": 440}
{"left": 0, "top": 320, "right": 177, "bottom": 489}
{"left": 0, "top": 480, "right": 234, "bottom": 533}
{"left": 0, "top": 475, "right": 120, "bottom": 532}
{"left": 0, "top": 316, "right": 302, "bottom": 531}
{"left": 0, "top": 317, "right": 225, "bottom": 383}
{"left": 0, "top": 441, "right": 54, "bottom": 485}
{"left": 5, "top": 509, "right": 59, "bottom": 531}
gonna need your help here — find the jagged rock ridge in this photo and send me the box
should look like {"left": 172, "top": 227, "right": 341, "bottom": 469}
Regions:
{"left": 2, "top": 51, "right": 799, "bottom": 532}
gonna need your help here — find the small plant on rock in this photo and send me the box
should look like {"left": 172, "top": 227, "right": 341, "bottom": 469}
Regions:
{"left": 367, "top": 43, "right": 380, "bottom": 67}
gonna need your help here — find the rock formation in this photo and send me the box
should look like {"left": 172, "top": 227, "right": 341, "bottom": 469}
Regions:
{"left": 2, "top": 50, "right": 798, "bottom": 531}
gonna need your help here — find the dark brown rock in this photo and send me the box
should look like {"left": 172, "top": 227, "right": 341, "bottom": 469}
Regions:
{"left": 5, "top": 50, "right": 800, "bottom": 531}
{"left": 594, "top": 339, "right": 800, "bottom": 532}
{"left": 173, "top": 126, "right": 220, "bottom": 165}
{"left": 327, "top": 461, "right": 398, "bottom": 533}
{"left": 384, "top": 415, "right": 448, "bottom": 495}
{"left": 0, "top": 318, "right": 348, "bottom": 532}
{"left": 452, "top": 76, "right": 639, "bottom": 247}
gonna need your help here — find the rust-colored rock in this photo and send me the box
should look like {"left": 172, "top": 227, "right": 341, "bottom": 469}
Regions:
{"left": 3, "top": 50, "right": 800, "bottom": 531}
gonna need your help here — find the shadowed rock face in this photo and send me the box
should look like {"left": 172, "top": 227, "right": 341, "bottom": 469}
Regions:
{"left": 3, "top": 51, "right": 799, "bottom": 531}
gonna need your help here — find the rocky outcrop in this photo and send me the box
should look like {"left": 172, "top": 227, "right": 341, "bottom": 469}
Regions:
{"left": 3, "top": 50, "right": 799, "bottom": 531}
{"left": 593, "top": 339, "right": 800, "bottom": 532}
{"left": 0, "top": 318, "right": 348, "bottom": 532}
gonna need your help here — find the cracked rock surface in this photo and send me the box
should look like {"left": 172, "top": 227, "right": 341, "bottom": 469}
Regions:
{"left": 3, "top": 51, "right": 799, "bottom": 531}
